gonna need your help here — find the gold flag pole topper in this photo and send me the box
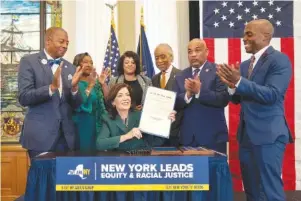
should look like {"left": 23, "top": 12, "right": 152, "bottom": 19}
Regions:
{"left": 105, "top": 3, "right": 117, "bottom": 29}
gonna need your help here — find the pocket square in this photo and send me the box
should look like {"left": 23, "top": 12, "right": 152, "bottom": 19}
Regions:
{"left": 68, "top": 74, "right": 72, "bottom": 80}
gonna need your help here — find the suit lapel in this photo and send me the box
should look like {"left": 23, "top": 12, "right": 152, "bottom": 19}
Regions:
{"left": 61, "top": 60, "right": 68, "bottom": 86}
{"left": 155, "top": 72, "right": 161, "bottom": 88}
{"left": 249, "top": 46, "right": 274, "bottom": 79}
{"left": 185, "top": 67, "right": 193, "bottom": 79}
{"left": 127, "top": 112, "right": 138, "bottom": 130}
{"left": 115, "top": 116, "right": 127, "bottom": 133}
{"left": 115, "top": 112, "right": 137, "bottom": 133}
{"left": 199, "top": 62, "right": 211, "bottom": 81}
{"left": 241, "top": 61, "right": 250, "bottom": 78}
{"left": 165, "top": 67, "right": 176, "bottom": 90}
{"left": 38, "top": 51, "right": 53, "bottom": 82}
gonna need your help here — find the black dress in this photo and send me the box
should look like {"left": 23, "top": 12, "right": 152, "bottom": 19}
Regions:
{"left": 124, "top": 79, "right": 143, "bottom": 106}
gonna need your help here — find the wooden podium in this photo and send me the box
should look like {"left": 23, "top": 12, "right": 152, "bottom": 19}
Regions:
{"left": 1, "top": 144, "right": 30, "bottom": 201}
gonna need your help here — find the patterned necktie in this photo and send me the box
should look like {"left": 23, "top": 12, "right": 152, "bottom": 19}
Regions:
{"left": 48, "top": 58, "right": 61, "bottom": 66}
{"left": 160, "top": 71, "right": 166, "bottom": 88}
{"left": 193, "top": 68, "right": 200, "bottom": 78}
{"left": 247, "top": 56, "right": 256, "bottom": 79}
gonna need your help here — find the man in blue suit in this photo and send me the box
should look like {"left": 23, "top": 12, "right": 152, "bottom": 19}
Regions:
{"left": 217, "top": 19, "right": 293, "bottom": 201}
{"left": 18, "top": 27, "right": 83, "bottom": 159}
{"left": 173, "top": 39, "right": 229, "bottom": 154}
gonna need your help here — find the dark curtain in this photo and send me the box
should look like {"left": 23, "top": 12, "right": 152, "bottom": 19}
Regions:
{"left": 189, "top": 1, "right": 200, "bottom": 40}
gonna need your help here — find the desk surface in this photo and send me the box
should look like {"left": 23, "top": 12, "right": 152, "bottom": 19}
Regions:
{"left": 35, "top": 147, "right": 220, "bottom": 159}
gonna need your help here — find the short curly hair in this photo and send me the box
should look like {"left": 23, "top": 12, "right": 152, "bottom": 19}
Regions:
{"left": 117, "top": 51, "right": 141, "bottom": 75}
{"left": 106, "top": 83, "right": 134, "bottom": 119}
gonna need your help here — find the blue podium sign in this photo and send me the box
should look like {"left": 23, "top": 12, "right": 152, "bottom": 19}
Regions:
{"left": 56, "top": 156, "right": 209, "bottom": 191}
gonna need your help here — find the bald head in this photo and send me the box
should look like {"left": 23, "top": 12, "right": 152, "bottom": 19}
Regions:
{"left": 188, "top": 38, "right": 207, "bottom": 49}
{"left": 187, "top": 38, "right": 208, "bottom": 68}
{"left": 45, "top": 27, "right": 67, "bottom": 42}
{"left": 154, "top": 43, "right": 174, "bottom": 72}
{"left": 44, "top": 27, "right": 69, "bottom": 59}
{"left": 249, "top": 19, "right": 274, "bottom": 41}
{"left": 243, "top": 19, "right": 274, "bottom": 54}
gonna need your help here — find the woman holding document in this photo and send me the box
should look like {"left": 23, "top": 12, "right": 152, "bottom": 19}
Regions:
{"left": 96, "top": 83, "right": 176, "bottom": 151}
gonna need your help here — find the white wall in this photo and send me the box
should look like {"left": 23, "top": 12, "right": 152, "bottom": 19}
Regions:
{"left": 62, "top": 0, "right": 190, "bottom": 73}
{"left": 62, "top": 0, "right": 117, "bottom": 73}
{"left": 135, "top": 0, "right": 190, "bottom": 72}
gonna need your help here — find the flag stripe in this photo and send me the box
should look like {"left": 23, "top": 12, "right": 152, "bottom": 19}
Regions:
{"left": 281, "top": 38, "right": 296, "bottom": 190}
{"left": 211, "top": 39, "right": 230, "bottom": 156}
{"left": 204, "top": 38, "right": 215, "bottom": 63}
{"left": 271, "top": 38, "right": 282, "bottom": 53}
{"left": 240, "top": 39, "right": 249, "bottom": 62}
{"left": 214, "top": 39, "right": 229, "bottom": 128}
{"left": 228, "top": 38, "right": 243, "bottom": 191}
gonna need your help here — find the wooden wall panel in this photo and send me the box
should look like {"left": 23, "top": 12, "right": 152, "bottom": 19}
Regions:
{"left": 1, "top": 145, "right": 29, "bottom": 201}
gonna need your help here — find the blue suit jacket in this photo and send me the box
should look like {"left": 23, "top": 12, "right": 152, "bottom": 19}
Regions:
{"left": 232, "top": 46, "right": 293, "bottom": 145}
{"left": 18, "top": 51, "right": 82, "bottom": 151}
{"left": 173, "top": 61, "right": 229, "bottom": 146}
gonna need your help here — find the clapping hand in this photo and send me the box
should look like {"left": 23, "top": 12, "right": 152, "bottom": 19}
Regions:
{"left": 50, "top": 61, "right": 63, "bottom": 92}
{"left": 184, "top": 76, "right": 202, "bottom": 98}
{"left": 71, "top": 65, "right": 84, "bottom": 92}
{"left": 216, "top": 62, "right": 240, "bottom": 88}
{"left": 98, "top": 67, "right": 111, "bottom": 85}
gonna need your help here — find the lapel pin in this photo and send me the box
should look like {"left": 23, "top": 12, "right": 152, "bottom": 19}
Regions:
{"left": 41, "top": 59, "right": 47, "bottom": 65}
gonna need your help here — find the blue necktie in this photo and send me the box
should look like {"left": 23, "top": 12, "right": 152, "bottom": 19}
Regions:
{"left": 48, "top": 58, "right": 61, "bottom": 66}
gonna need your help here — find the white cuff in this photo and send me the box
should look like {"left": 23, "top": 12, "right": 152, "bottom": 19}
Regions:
{"left": 184, "top": 92, "right": 193, "bottom": 104}
{"left": 49, "top": 85, "right": 53, "bottom": 97}
{"left": 71, "top": 90, "right": 78, "bottom": 96}
{"left": 228, "top": 87, "right": 236, "bottom": 95}
{"left": 228, "top": 77, "right": 242, "bottom": 95}
{"left": 195, "top": 91, "right": 200, "bottom": 99}
{"left": 235, "top": 77, "right": 242, "bottom": 88}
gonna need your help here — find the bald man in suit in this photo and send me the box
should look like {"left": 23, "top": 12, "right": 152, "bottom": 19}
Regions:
{"left": 152, "top": 44, "right": 182, "bottom": 146}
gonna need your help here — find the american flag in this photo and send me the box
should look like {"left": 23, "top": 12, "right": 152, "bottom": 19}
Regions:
{"left": 202, "top": 0, "right": 300, "bottom": 191}
{"left": 103, "top": 25, "right": 120, "bottom": 82}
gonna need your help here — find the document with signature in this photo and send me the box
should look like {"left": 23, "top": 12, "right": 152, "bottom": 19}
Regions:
{"left": 139, "top": 87, "right": 176, "bottom": 138}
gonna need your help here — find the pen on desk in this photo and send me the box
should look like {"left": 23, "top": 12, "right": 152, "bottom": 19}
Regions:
{"left": 199, "top": 146, "right": 227, "bottom": 157}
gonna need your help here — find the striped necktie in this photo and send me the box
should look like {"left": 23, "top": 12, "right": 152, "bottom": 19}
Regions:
{"left": 247, "top": 56, "right": 256, "bottom": 79}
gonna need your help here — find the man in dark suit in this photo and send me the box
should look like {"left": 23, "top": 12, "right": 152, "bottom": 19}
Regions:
{"left": 217, "top": 19, "right": 293, "bottom": 201}
{"left": 173, "top": 39, "right": 229, "bottom": 154}
{"left": 152, "top": 44, "right": 181, "bottom": 146}
{"left": 18, "top": 27, "right": 83, "bottom": 159}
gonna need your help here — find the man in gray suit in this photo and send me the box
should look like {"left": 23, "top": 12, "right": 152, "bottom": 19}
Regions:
{"left": 152, "top": 44, "right": 182, "bottom": 146}
{"left": 18, "top": 27, "right": 83, "bottom": 159}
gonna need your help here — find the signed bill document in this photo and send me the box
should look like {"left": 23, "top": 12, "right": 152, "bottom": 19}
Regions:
{"left": 139, "top": 87, "right": 176, "bottom": 138}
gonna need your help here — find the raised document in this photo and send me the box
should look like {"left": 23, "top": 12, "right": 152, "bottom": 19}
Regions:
{"left": 139, "top": 86, "right": 176, "bottom": 138}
